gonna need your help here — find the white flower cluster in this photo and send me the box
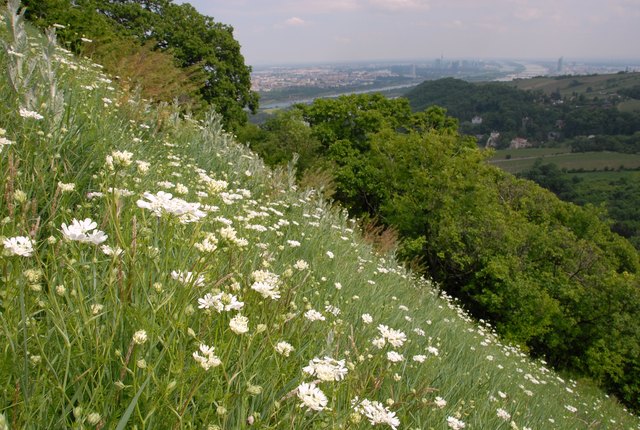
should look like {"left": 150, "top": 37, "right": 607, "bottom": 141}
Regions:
{"left": 171, "top": 270, "right": 205, "bottom": 287}
{"left": 250, "top": 270, "right": 281, "bottom": 300}
{"left": 105, "top": 150, "right": 133, "bottom": 170}
{"left": 19, "top": 107, "right": 44, "bottom": 120}
{"left": 57, "top": 181, "right": 75, "bottom": 192}
{"left": 60, "top": 218, "right": 108, "bottom": 245}
{"left": 132, "top": 330, "right": 148, "bottom": 345}
{"left": 296, "top": 382, "right": 328, "bottom": 412}
{"left": 198, "top": 171, "right": 228, "bottom": 194}
{"left": 275, "top": 341, "right": 294, "bottom": 357}
{"left": 229, "top": 314, "right": 249, "bottom": 334}
{"left": 352, "top": 397, "right": 400, "bottom": 430}
{"left": 193, "top": 344, "right": 221, "bottom": 370}
{"left": 373, "top": 324, "right": 407, "bottom": 349}
{"left": 2, "top": 236, "right": 34, "bottom": 257}
{"left": 197, "top": 292, "right": 244, "bottom": 313}
{"left": 0, "top": 128, "right": 13, "bottom": 153}
{"left": 137, "top": 191, "right": 206, "bottom": 223}
{"left": 219, "top": 226, "right": 248, "bottom": 247}
{"left": 447, "top": 416, "right": 466, "bottom": 429}
{"left": 302, "top": 356, "right": 348, "bottom": 382}
{"left": 304, "top": 309, "right": 325, "bottom": 322}
{"left": 194, "top": 233, "right": 218, "bottom": 253}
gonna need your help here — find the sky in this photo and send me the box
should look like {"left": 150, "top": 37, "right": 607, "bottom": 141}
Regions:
{"left": 175, "top": 0, "right": 640, "bottom": 66}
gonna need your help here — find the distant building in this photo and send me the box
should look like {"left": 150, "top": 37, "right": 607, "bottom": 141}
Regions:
{"left": 485, "top": 132, "right": 500, "bottom": 148}
{"left": 557, "top": 56, "right": 563, "bottom": 73}
{"left": 471, "top": 115, "right": 483, "bottom": 125}
{"left": 509, "top": 137, "right": 532, "bottom": 149}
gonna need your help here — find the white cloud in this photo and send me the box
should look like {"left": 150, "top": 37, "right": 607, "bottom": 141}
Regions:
{"left": 283, "top": 0, "right": 359, "bottom": 13}
{"left": 368, "top": 0, "right": 431, "bottom": 10}
{"left": 285, "top": 16, "right": 306, "bottom": 26}
{"left": 514, "top": 7, "right": 542, "bottom": 21}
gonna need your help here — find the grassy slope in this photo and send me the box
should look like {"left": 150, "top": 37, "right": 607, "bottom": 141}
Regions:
{"left": 509, "top": 72, "right": 640, "bottom": 101}
{"left": 488, "top": 147, "right": 640, "bottom": 174}
{"left": 1, "top": 7, "right": 639, "bottom": 430}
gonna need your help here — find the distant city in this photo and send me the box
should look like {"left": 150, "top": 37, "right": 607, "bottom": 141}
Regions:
{"left": 251, "top": 58, "right": 640, "bottom": 109}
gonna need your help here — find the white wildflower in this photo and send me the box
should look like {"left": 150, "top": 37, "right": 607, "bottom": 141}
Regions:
{"left": 19, "top": 107, "right": 44, "bottom": 120}
{"left": 377, "top": 325, "right": 407, "bottom": 348}
{"left": 195, "top": 233, "right": 218, "bottom": 252}
{"left": 447, "top": 416, "right": 466, "bottom": 429}
{"left": 132, "top": 330, "right": 148, "bottom": 345}
{"left": 352, "top": 397, "right": 400, "bottom": 430}
{"left": 105, "top": 150, "right": 133, "bottom": 169}
{"left": 101, "top": 244, "right": 123, "bottom": 256}
{"left": 193, "top": 344, "right": 221, "bottom": 370}
{"left": 304, "top": 309, "right": 325, "bottom": 321}
{"left": 296, "top": 382, "right": 328, "bottom": 412}
{"left": 386, "top": 351, "right": 404, "bottom": 363}
{"left": 171, "top": 270, "right": 205, "bottom": 287}
{"left": 229, "top": 314, "right": 249, "bottom": 334}
{"left": 303, "top": 356, "right": 348, "bottom": 381}
{"left": 58, "top": 181, "right": 76, "bottom": 193}
{"left": 434, "top": 396, "right": 447, "bottom": 408}
{"left": 60, "top": 218, "right": 107, "bottom": 245}
{"left": 293, "top": 259, "right": 309, "bottom": 270}
{"left": 426, "top": 346, "right": 440, "bottom": 356}
{"left": 2, "top": 236, "right": 35, "bottom": 257}
{"left": 496, "top": 408, "right": 511, "bottom": 421}
{"left": 198, "top": 292, "right": 244, "bottom": 312}
{"left": 0, "top": 136, "right": 14, "bottom": 153}
{"left": 250, "top": 270, "right": 280, "bottom": 300}
{"left": 372, "top": 337, "right": 386, "bottom": 349}
{"left": 275, "top": 341, "right": 294, "bottom": 357}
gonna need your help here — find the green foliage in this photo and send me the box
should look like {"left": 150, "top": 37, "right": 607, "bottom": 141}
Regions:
{"left": 241, "top": 110, "right": 322, "bottom": 175}
{"left": 519, "top": 159, "right": 575, "bottom": 198}
{"left": 91, "top": 39, "right": 206, "bottom": 108}
{"left": 404, "top": 77, "right": 640, "bottom": 145}
{"left": 2, "top": 8, "right": 640, "bottom": 428}
{"left": 619, "top": 84, "right": 640, "bottom": 99}
{"left": 250, "top": 93, "right": 640, "bottom": 412}
{"left": 569, "top": 132, "right": 640, "bottom": 153}
{"left": 23, "top": 0, "right": 257, "bottom": 129}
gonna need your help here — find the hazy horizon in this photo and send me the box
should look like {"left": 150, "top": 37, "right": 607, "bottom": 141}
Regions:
{"left": 175, "top": 0, "right": 640, "bottom": 67}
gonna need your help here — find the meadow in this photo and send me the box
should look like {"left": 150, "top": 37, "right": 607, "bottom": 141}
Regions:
{"left": 488, "top": 147, "right": 640, "bottom": 173}
{"left": 509, "top": 72, "right": 640, "bottom": 104}
{"left": 1, "top": 2, "right": 639, "bottom": 429}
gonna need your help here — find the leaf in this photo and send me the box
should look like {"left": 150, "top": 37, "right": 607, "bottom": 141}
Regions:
{"left": 115, "top": 375, "right": 150, "bottom": 430}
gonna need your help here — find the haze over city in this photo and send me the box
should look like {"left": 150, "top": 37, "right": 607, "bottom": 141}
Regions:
{"left": 177, "top": 0, "right": 640, "bottom": 66}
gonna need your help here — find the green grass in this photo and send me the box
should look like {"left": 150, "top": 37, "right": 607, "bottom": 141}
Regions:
{"left": 489, "top": 147, "right": 640, "bottom": 173}
{"left": 1, "top": 3, "right": 639, "bottom": 429}
{"left": 510, "top": 71, "right": 640, "bottom": 100}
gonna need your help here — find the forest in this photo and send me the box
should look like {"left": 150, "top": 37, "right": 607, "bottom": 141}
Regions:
{"left": 405, "top": 76, "right": 640, "bottom": 146}
{"left": 238, "top": 94, "right": 640, "bottom": 412}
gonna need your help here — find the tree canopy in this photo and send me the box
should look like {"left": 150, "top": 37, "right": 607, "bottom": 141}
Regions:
{"left": 239, "top": 93, "right": 640, "bottom": 412}
{"left": 24, "top": 0, "right": 258, "bottom": 129}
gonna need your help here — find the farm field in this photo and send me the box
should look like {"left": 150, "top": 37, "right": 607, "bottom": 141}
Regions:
{"left": 488, "top": 148, "right": 640, "bottom": 173}
{"left": 509, "top": 72, "right": 640, "bottom": 100}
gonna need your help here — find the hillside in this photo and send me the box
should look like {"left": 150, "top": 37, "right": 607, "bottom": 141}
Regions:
{"left": 1, "top": 3, "right": 640, "bottom": 429}
{"left": 509, "top": 72, "right": 640, "bottom": 110}
{"left": 404, "top": 76, "right": 640, "bottom": 147}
